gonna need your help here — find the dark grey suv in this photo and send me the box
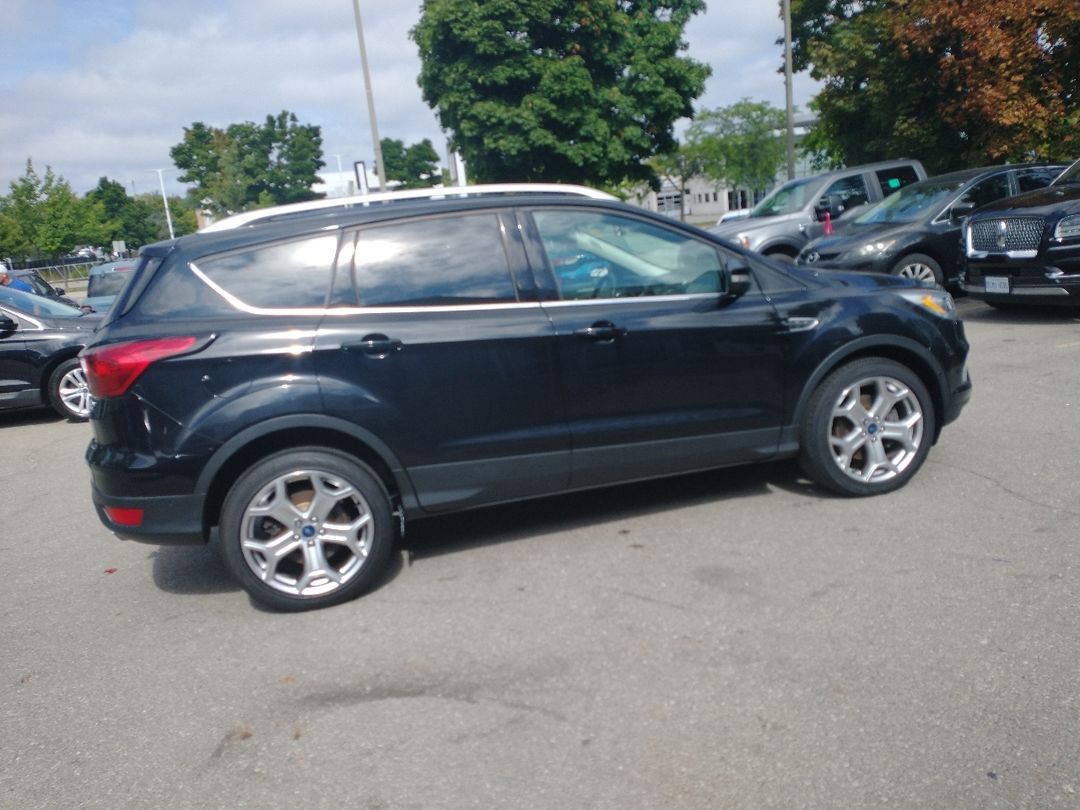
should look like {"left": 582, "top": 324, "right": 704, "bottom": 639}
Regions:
{"left": 82, "top": 185, "right": 971, "bottom": 610}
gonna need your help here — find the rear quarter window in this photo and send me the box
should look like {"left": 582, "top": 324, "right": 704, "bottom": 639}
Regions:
{"left": 875, "top": 165, "right": 921, "bottom": 196}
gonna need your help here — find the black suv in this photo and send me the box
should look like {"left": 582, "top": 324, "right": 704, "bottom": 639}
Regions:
{"left": 82, "top": 185, "right": 972, "bottom": 610}
{"left": 961, "top": 158, "right": 1080, "bottom": 306}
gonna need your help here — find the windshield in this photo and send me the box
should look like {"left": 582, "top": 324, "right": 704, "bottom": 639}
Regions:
{"left": 748, "top": 177, "right": 817, "bottom": 217}
{"left": 854, "top": 178, "right": 968, "bottom": 225}
{"left": 88, "top": 270, "right": 133, "bottom": 297}
{"left": 0, "top": 286, "right": 88, "bottom": 318}
{"left": 1052, "top": 159, "right": 1080, "bottom": 186}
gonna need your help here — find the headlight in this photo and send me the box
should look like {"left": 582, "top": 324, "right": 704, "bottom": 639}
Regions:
{"left": 1054, "top": 214, "right": 1080, "bottom": 240}
{"left": 896, "top": 289, "right": 957, "bottom": 317}
{"left": 855, "top": 238, "right": 898, "bottom": 257}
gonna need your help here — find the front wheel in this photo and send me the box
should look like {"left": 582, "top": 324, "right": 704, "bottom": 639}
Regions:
{"left": 890, "top": 253, "right": 943, "bottom": 285}
{"left": 798, "top": 359, "right": 935, "bottom": 496}
{"left": 48, "top": 358, "right": 92, "bottom": 421}
{"left": 220, "top": 449, "right": 396, "bottom": 611}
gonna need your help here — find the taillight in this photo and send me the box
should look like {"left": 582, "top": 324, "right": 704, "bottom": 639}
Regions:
{"left": 81, "top": 337, "right": 198, "bottom": 398}
{"left": 103, "top": 506, "right": 144, "bottom": 526}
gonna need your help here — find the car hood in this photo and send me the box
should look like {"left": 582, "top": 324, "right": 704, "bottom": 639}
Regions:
{"left": 787, "top": 263, "right": 922, "bottom": 292}
{"left": 804, "top": 221, "right": 912, "bottom": 255}
{"left": 973, "top": 182, "right": 1080, "bottom": 217}
{"left": 710, "top": 211, "right": 803, "bottom": 239}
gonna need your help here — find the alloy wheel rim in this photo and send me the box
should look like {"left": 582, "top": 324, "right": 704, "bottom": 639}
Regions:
{"left": 828, "top": 375, "right": 924, "bottom": 483}
{"left": 58, "top": 367, "right": 92, "bottom": 418}
{"left": 897, "top": 262, "right": 937, "bottom": 283}
{"left": 240, "top": 469, "right": 374, "bottom": 597}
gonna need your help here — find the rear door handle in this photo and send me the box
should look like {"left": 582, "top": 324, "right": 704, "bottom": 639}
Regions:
{"left": 574, "top": 321, "right": 627, "bottom": 342}
{"left": 342, "top": 334, "right": 403, "bottom": 357}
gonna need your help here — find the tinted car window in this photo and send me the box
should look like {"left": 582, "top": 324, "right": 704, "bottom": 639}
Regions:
{"left": 958, "top": 174, "right": 1012, "bottom": 209}
{"left": 1016, "top": 167, "right": 1063, "bottom": 192}
{"left": 533, "top": 210, "right": 724, "bottom": 299}
{"left": 875, "top": 165, "right": 921, "bottom": 196}
{"left": 198, "top": 235, "right": 337, "bottom": 309}
{"left": 337, "top": 214, "right": 517, "bottom": 307}
{"left": 823, "top": 175, "right": 870, "bottom": 210}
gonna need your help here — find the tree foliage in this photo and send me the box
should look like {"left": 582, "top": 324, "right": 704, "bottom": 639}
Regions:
{"left": 170, "top": 110, "right": 325, "bottom": 216}
{"left": 686, "top": 99, "right": 788, "bottom": 193}
{"left": 791, "top": 0, "right": 1080, "bottom": 173}
{"left": 412, "top": 0, "right": 710, "bottom": 186}
{"left": 0, "top": 162, "right": 195, "bottom": 262}
{"left": 380, "top": 138, "right": 442, "bottom": 189}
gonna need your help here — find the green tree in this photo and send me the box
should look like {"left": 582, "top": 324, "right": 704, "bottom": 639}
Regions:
{"left": 686, "top": 99, "right": 787, "bottom": 197}
{"left": 380, "top": 138, "right": 442, "bottom": 189}
{"left": 171, "top": 111, "right": 325, "bottom": 216}
{"left": 411, "top": 0, "right": 710, "bottom": 186}
{"left": 85, "top": 177, "right": 159, "bottom": 249}
{"left": 648, "top": 143, "right": 704, "bottom": 221}
{"left": 0, "top": 159, "right": 86, "bottom": 260}
{"left": 790, "top": 0, "right": 1080, "bottom": 172}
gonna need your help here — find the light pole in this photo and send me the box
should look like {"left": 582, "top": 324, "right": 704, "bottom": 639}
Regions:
{"left": 150, "top": 168, "right": 175, "bottom": 240}
{"left": 782, "top": 0, "right": 796, "bottom": 180}
{"left": 350, "top": 0, "right": 384, "bottom": 191}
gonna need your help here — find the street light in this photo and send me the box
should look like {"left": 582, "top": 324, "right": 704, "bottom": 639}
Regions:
{"left": 782, "top": 0, "right": 796, "bottom": 180}
{"left": 150, "top": 168, "right": 176, "bottom": 240}
{"left": 350, "top": 0, "right": 384, "bottom": 191}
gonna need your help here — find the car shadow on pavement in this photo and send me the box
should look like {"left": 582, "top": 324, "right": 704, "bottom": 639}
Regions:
{"left": 958, "top": 299, "right": 1080, "bottom": 324}
{"left": 403, "top": 459, "right": 820, "bottom": 562}
{"left": 0, "top": 407, "right": 63, "bottom": 427}
{"left": 145, "top": 460, "right": 825, "bottom": 603}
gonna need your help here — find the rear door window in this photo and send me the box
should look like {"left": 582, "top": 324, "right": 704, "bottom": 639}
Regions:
{"left": 875, "top": 165, "right": 921, "bottom": 196}
{"left": 335, "top": 214, "right": 517, "bottom": 307}
{"left": 1015, "top": 167, "right": 1063, "bottom": 192}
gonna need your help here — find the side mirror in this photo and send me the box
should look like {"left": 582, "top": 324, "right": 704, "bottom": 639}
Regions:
{"left": 0, "top": 315, "right": 17, "bottom": 335}
{"left": 721, "top": 265, "right": 752, "bottom": 305}
{"left": 54, "top": 287, "right": 66, "bottom": 295}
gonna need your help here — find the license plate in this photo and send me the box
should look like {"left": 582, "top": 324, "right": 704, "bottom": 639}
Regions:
{"left": 984, "top": 276, "right": 1010, "bottom": 294}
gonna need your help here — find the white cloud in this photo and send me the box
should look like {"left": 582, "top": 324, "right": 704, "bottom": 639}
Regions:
{"left": 0, "top": 0, "right": 817, "bottom": 195}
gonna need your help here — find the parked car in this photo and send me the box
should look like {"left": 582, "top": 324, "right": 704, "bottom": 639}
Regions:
{"left": 82, "top": 184, "right": 971, "bottom": 611}
{"left": 0, "top": 286, "right": 99, "bottom": 420}
{"left": 10, "top": 268, "right": 84, "bottom": 309}
{"left": 961, "top": 158, "right": 1080, "bottom": 307}
{"left": 82, "top": 259, "right": 137, "bottom": 313}
{"left": 796, "top": 164, "right": 1066, "bottom": 287}
{"left": 710, "top": 160, "right": 927, "bottom": 262}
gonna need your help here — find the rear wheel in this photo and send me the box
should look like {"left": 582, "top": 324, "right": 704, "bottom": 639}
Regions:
{"left": 48, "top": 358, "right": 92, "bottom": 421}
{"left": 798, "top": 358, "right": 935, "bottom": 496}
{"left": 890, "top": 253, "right": 943, "bottom": 285}
{"left": 220, "top": 449, "right": 396, "bottom": 611}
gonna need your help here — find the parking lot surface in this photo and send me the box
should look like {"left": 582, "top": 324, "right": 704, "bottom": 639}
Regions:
{"left": 1, "top": 299, "right": 1077, "bottom": 809}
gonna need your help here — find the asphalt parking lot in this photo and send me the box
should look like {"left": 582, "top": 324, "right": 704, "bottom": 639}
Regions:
{"left": 2, "top": 298, "right": 1077, "bottom": 810}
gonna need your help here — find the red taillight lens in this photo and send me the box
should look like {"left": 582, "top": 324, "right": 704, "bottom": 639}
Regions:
{"left": 81, "top": 337, "right": 198, "bottom": 398}
{"left": 103, "top": 506, "right": 144, "bottom": 527}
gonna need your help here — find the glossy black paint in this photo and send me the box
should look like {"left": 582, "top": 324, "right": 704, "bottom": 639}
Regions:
{"left": 0, "top": 288, "right": 99, "bottom": 414}
{"left": 961, "top": 173, "right": 1080, "bottom": 306}
{"left": 84, "top": 195, "right": 971, "bottom": 545}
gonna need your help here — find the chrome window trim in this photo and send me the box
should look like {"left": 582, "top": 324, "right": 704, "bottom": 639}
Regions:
{"left": 0, "top": 304, "right": 44, "bottom": 331}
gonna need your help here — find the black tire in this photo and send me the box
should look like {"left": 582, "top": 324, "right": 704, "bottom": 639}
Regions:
{"left": 220, "top": 448, "right": 396, "bottom": 611}
{"left": 48, "top": 358, "right": 92, "bottom": 421}
{"left": 798, "top": 358, "right": 936, "bottom": 497}
{"left": 889, "top": 253, "right": 943, "bottom": 285}
{"left": 765, "top": 250, "right": 796, "bottom": 265}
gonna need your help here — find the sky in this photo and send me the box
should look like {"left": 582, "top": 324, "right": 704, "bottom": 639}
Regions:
{"left": 0, "top": 0, "right": 818, "bottom": 198}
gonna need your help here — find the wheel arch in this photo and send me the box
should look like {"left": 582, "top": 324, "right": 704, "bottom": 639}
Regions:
{"left": 38, "top": 347, "right": 83, "bottom": 402}
{"left": 195, "top": 415, "right": 418, "bottom": 539}
{"left": 791, "top": 336, "right": 948, "bottom": 445}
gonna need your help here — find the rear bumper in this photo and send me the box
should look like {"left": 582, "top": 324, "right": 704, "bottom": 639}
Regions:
{"left": 91, "top": 481, "right": 206, "bottom": 545}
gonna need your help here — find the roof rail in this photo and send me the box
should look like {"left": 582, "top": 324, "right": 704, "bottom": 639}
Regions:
{"left": 200, "top": 183, "right": 616, "bottom": 233}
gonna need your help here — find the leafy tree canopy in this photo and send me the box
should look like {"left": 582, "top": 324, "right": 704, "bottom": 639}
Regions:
{"left": 791, "top": 0, "right": 1080, "bottom": 172}
{"left": 686, "top": 99, "right": 788, "bottom": 193}
{"left": 380, "top": 138, "right": 442, "bottom": 189}
{"left": 412, "top": 0, "right": 710, "bottom": 187}
{"left": 170, "top": 110, "right": 326, "bottom": 216}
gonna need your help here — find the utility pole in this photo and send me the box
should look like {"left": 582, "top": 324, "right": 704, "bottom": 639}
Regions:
{"left": 150, "top": 168, "right": 175, "bottom": 240}
{"left": 351, "top": 0, "right": 384, "bottom": 191}
{"left": 782, "top": 0, "right": 796, "bottom": 180}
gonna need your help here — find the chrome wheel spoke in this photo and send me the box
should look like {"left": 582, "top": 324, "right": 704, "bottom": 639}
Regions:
{"left": 880, "top": 412, "right": 922, "bottom": 451}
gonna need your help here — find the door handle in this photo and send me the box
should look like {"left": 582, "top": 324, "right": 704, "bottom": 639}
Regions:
{"left": 574, "top": 322, "right": 627, "bottom": 342}
{"left": 342, "top": 334, "right": 403, "bottom": 357}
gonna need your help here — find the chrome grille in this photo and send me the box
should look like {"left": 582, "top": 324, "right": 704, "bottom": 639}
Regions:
{"left": 969, "top": 217, "right": 1044, "bottom": 253}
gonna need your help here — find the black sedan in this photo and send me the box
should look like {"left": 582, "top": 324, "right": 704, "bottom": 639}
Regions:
{"left": 796, "top": 164, "right": 1066, "bottom": 286}
{"left": 0, "top": 286, "right": 101, "bottom": 421}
